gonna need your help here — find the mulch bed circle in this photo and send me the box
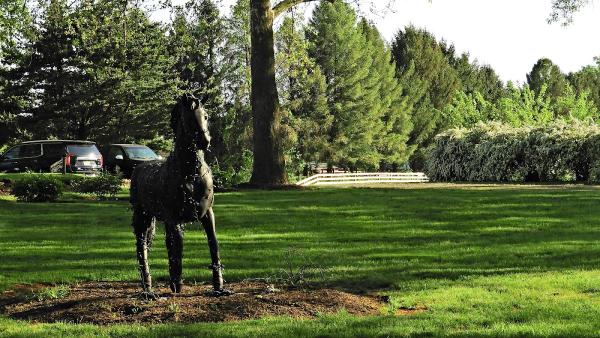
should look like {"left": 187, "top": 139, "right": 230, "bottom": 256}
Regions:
{"left": 0, "top": 281, "right": 387, "bottom": 325}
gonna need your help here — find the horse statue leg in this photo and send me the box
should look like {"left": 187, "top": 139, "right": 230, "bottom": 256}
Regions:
{"left": 201, "top": 208, "right": 232, "bottom": 296}
{"left": 133, "top": 208, "right": 157, "bottom": 300}
{"left": 166, "top": 223, "right": 185, "bottom": 293}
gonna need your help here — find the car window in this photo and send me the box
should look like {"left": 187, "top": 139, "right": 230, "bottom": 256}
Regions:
{"left": 3, "top": 146, "right": 22, "bottom": 159}
{"left": 124, "top": 146, "right": 158, "bottom": 160}
{"left": 43, "top": 143, "right": 65, "bottom": 157}
{"left": 16, "top": 144, "right": 42, "bottom": 158}
{"left": 109, "top": 146, "right": 124, "bottom": 158}
{"left": 67, "top": 144, "right": 101, "bottom": 157}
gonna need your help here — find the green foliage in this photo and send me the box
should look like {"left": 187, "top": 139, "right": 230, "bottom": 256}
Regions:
{"left": 549, "top": 0, "right": 590, "bottom": 24}
{"left": 568, "top": 58, "right": 600, "bottom": 115}
{"left": 359, "top": 19, "right": 413, "bottom": 168}
{"left": 553, "top": 83, "right": 598, "bottom": 120}
{"left": 72, "top": 173, "right": 121, "bottom": 199}
{"left": 0, "top": 0, "right": 30, "bottom": 58}
{"left": 441, "top": 90, "right": 494, "bottom": 129}
{"left": 496, "top": 83, "right": 553, "bottom": 126}
{"left": 443, "top": 48, "right": 504, "bottom": 103}
{"left": 201, "top": 0, "right": 253, "bottom": 183}
{"left": 307, "top": 1, "right": 381, "bottom": 169}
{"left": 306, "top": 3, "right": 413, "bottom": 170}
{"left": 7, "top": 0, "right": 179, "bottom": 143}
{"left": 276, "top": 17, "right": 331, "bottom": 170}
{"left": 426, "top": 121, "right": 600, "bottom": 182}
{"left": 169, "top": 0, "right": 229, "bottom": 163}
{"left": 29, "top": 285, "right": 70, "bottom": 302}
{"left": 211, "top": 149, "right": 252, "bottom": 189}
{"left": 527, "top": 58, "right": 569, "bottom": 103}
{"left": 11, "top": 174, "right": 63, "bottom": 202}
{"left": 391, "top": 26, "right": 461, "bottom": 149}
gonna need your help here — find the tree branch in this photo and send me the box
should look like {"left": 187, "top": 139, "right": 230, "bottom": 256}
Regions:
{"left": 272, "top": 0, "right": 334, "bottom": 18}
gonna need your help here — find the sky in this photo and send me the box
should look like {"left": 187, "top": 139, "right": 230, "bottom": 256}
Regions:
{"left": 153, "top": 0, "right": 600, "bottom": 84}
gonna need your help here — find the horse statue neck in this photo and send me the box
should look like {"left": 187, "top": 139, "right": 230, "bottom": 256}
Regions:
{"left": 172, "top": 135, "right": 205, "bottom": 180}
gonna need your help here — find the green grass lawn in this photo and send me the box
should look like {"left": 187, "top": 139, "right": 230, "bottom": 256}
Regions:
{"left": 1, "top": 184, "right": 600, "bottom": 337}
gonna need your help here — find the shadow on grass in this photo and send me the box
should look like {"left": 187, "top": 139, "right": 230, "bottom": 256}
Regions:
{"left": 0, "top": 186, "right": 599, "bottom": 294}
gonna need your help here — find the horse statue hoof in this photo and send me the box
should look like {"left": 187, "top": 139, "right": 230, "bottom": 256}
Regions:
{"left": 169, "top": 281, "right": 183, "bottom": 293}
{"left": 139, "top": 291, "right": 159, "bottom": 301}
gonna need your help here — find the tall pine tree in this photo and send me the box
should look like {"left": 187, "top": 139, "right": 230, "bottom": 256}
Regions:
{"left": 391, "top": 26, "right": 460, "bottom": 149}
{"left": 359, "top": 19, "right": 413, "bottom": 169}
{"left": 275, "top": 16, "right": 331, "bottom": 173}
{"left": 15, "top": 0, "right": 178, "bottom": 142}
{"left": 307, "top": 1, "right": 380, "bottom": 170}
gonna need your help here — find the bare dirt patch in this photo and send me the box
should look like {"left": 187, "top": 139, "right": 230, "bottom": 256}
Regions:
{"left": 0, "top": 281, "right": 384, "bottom": 325}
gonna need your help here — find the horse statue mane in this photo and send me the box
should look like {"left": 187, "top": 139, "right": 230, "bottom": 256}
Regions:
{"left": 129, "top": 94, "right": 230, "bottom": 299}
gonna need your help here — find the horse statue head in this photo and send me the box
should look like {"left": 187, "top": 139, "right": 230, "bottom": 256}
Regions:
{"left": 171, "top": 93, "right": 211, "bottom": 151}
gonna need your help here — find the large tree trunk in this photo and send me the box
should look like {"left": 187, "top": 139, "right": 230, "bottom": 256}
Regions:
{"left": 249, "top": 0, "right": 288, "bottom": 185}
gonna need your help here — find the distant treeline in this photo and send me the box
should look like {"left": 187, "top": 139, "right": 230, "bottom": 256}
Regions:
{"left": 1, "top": 0, "right": 600, "bottom": 181}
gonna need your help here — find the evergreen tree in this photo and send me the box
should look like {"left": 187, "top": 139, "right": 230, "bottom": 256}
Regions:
{"left": 526, "top": 58, "right": 569, "bottom": 103}
{"left": 442, "top": 48, "right": 504, "bottom": 103}
{"left": 15, "top": 0, "right": 178, "bottom": 142}
{"left": 359, "top": 19, "right": 413, "bottom": 169}
{"left": 71, "top": 0, "right": 178, "bottom": 143}
{"left": 192, "top": 0, "right": 254, "bottom": 186}
{"left": 568, "top": 59, "right": 600, "bottom": 113}
{"left": 391, "top": 26, "right": 460, "bottom": 148}
{"left": 275, "top": 16, "right": 331, "bottom": 174}
{"left": 0, "top": 0, "right": 33, "bottom": 149}
{"left": 307, "top": 1, "right": 381, "bottom": 169}
{"left": 19, "top": 0, "right": 81, "bottom": 139}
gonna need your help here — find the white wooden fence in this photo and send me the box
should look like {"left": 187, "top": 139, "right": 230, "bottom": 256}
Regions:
{"left": 296, "top": 172, "right": 429, "bottom": 186}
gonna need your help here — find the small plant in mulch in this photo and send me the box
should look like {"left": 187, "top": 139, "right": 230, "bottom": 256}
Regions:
{"left": 28, "top": 285, "right": 70, "bottom": 302}
{"left": 277, "top": 247, "right": 327, "bottom": 287}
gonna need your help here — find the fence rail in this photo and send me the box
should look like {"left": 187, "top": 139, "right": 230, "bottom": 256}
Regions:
{"left": 296, "top": 172, "right": 429, "bottom": 186}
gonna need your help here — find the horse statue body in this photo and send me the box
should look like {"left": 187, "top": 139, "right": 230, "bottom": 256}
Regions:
{"left": 130, "top": 94, "right": 228, "bottom": 298}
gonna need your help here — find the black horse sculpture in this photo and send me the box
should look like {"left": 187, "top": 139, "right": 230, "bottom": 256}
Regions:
{"left": 130, "top": 94, "right": 229, "bottom": 299}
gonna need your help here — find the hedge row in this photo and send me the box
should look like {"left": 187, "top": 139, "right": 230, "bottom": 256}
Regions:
{"left": 425, "top": 121, "right": 600, "bottom": 183}
{"left": 7, "top": 173, "right": 122, "bottom": 202}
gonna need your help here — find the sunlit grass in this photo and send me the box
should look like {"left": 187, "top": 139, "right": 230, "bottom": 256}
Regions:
{"left": 1, "top": 184, "right": 600, "bottom": 337}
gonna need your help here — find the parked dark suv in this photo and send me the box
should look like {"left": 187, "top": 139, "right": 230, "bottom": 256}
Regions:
{"left": 101, "top": 144, "right": 163, "bottom": 178}
{"left": 0, "top": 140, "right": 103, "bottom": 173}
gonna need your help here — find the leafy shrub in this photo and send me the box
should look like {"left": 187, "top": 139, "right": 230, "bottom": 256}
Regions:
{"left": 11, "top": 174, "right": 63, "bottom": 202}
{"left": 589, "top": 162, "right": 600, "bottom": 184}
{"left": 72, "top": 173, "right": 122, "bottom": 199}
{"left": 425, "top": 121, "right": 600, "bottom": 183}
{"left": 29, "top": 285, "right": 70, "bottom": 302}
{"left": 211, "top": 150, "right": 253, "bottom": 190}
